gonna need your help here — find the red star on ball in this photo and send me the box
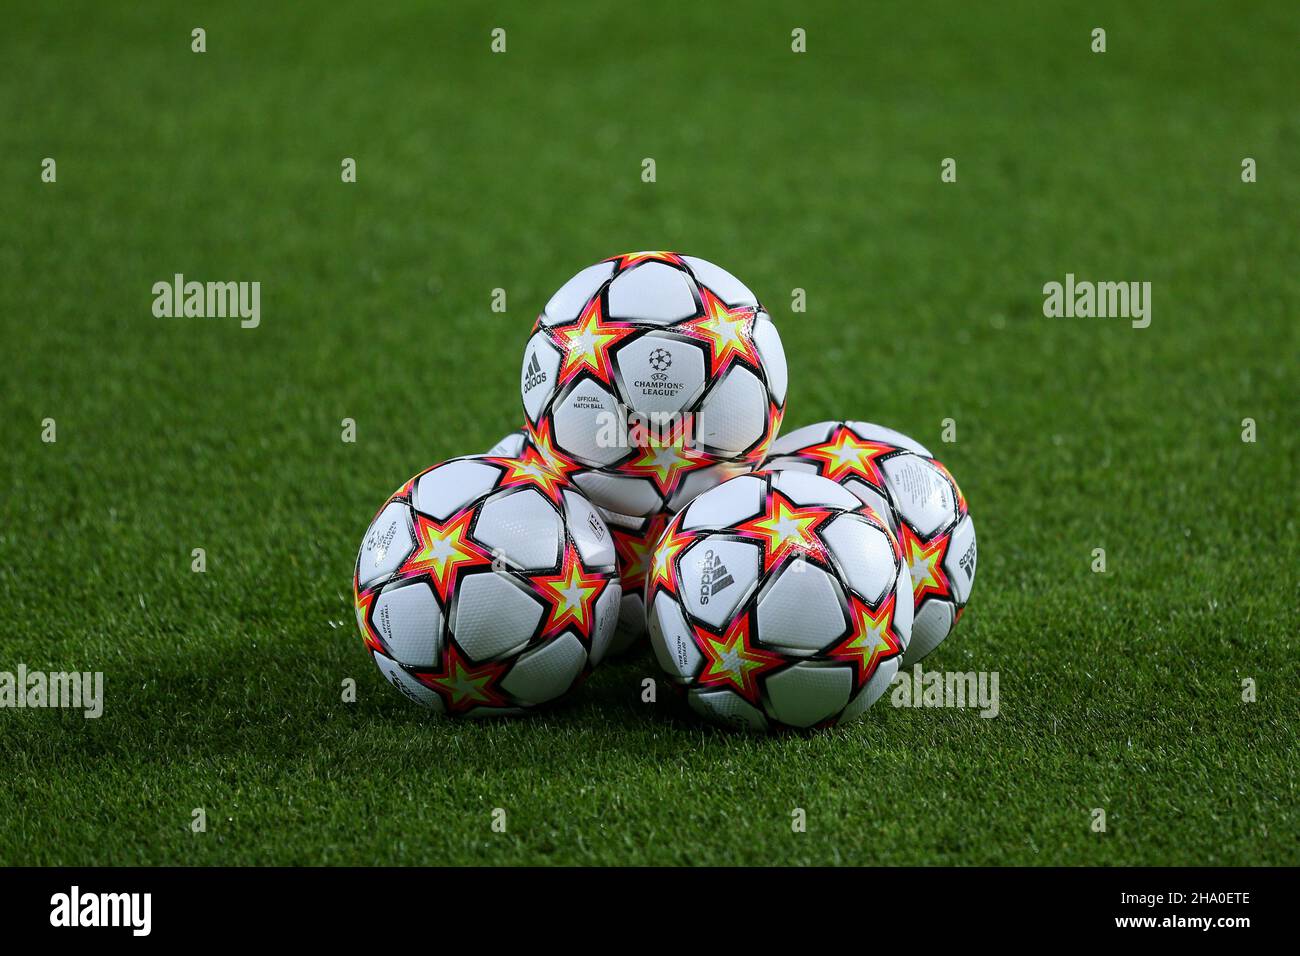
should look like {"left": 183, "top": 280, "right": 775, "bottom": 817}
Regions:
{"left": 797, "top": 425, "right": 897, "bottom": 487}
{"left": 412, "top": 642, "right": 510, "bottom": 714}
{"left": 397, "top": 507, "right": 492, "bottom": 603}
{"left": 548, "top": 296, "right": 637, "bottom": 387}
{"left": 734, "top": 488, "right": 835, "bottom": 574}
{"left": 694, "top": 613, "right": 784, "bottom": 706}
{"left": 827, "top": 592, "right": 904, "bottom": 690}
{"left": 531, "top": 544, "right": 609, "bottom": 640}
{"left": 608, "top": 250, "right": 685, "bottom": 271}
{"left": 898, "top": 522, "right": 953, "bottom": 606}
{"left": 675, "top": 287, "right": 763, "bottom": 378}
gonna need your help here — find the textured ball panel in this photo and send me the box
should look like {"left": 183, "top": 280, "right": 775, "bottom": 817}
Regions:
{"left": 552, "top": 379, "right": 625, "bottom": 467}
{"left": 357, "top": 500, "right": 415, "bottom": 590}
{"left": 521, "top": 333, "right": 563, "bottom": 423}
{"left": 681, "top": 473, "right": 765, "bottom": 530}
{"left": 413, "top": 461, "right": 502, "bottom": 520}
{"left": 756, "top": 562, "right": 848, "bottom": 654}
{"left": 768, "top": 421, "right": 836, "bottom": 457}
{"left": 561, "top": 489, "right": 617, "bottom": 570}
{"left": 542, "top": 260, "right": 615, "bottom": 326}
{"left": 696, "top": 365, "right": 768, "bottom": 454}
{"left": 666, "top": 461, "right": 753, "bottom": 513}
{"left": 607, "top": 262, "right": 698, "bottom": 323}
{"left": 500, "top": 632, "right": 587, "bottom": 704}
{"left": 902, "top": 600, "right": 952, "bottom": 667}
{"left": 572, "top": 470, "right": 662, "bottom": 518}
{"left": 682, "top": 255, "right": 758, "bottom": 307}
{"left": 751, "top": 315, "right": 787, "bottom": 405}
{"left": 764, "top": 663, "right": 854, "bottom": 728}
{"left": 588, "top": 582, "right": 622, "bottom": 666}
{"left": 882, "top": 454, "right": 958, "bottom": 539}
{"left": 678, "top": 537, "right": 761, "bottom": 630}
{"left": 372, "top": 652, "right": 445, "bottom": 712}
{"left": 769, "top": 468, "right": 863, "bottom": 510}
{"left": 450, "top": 572, "right": 543, "bottom": 662}
{"left": 614, "top": 333, "right": 706, "bottom": 415}
{"left": 648, "top": 592, "right": 701, "bottom": 681}
{"left": 484, "top": 429, "right": 529, "bottom": 458}
{"left": 838, "top": 656, "right": 900, "bottom": 723}
{"left": 372, "top": 580, "right": 443, "bottom": 668}
{"left": 821, "top": 512, "right": 898, "bottom": 605}
{"left": 688, "top": 687, "right": 768, "bottom": 732}
{"left": 474, "top": 488, "right": 562, "bottom": 570}
{"left": 943, "top": 513, "right": 978, "bottom": 605}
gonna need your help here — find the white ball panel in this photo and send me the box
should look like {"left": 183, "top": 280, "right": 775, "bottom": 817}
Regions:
{"left": 903, "top": 600, "right": 953, "bottom": 667}
{"left": 413, "top": 460, "right": 500, "bottom": 520}
{"left": 588, "top": 581, "right": 623, "bottom": 666}
{"left": 573, "top": 471, "right": 662, "bottom": 516}
{"left": 648, "top": 592, "right": 701, "bottom": 680}
{"left": 697, "top": 365, "right": 768, "bottom": 454}
{"left": 882, "top": 454, "right": 958, "bottom": 539}
{"left": 562, "top": 489, "right": 617, "bottom": 570}
{"left": 682, "top": 256, "right": 758, "bottom": 307}
{"left": 475, "top": 488, "right": 562, "bottom": 570}
{"left": 485, "top": 430, "right": 528, "bottom": 457}
{"left": 678, "top": 538, "right": 760, "bottom": 630}
{"left": 893, "top": 561, "right": 914, "bottom": 651}
{"left": 543, "top": 261, "right": 615, "bottom": 326}
{"left": 769, "top": 469, "right": 862, "bottom": 510}
{"left": 357, "top": 500, "right": 415, "bottom": 590}
{"left": 764, "top": 663, "right": 853, "bottom": 728}
{"left": 688, "top": 687, "right": 768, "bottom": 731}
{"left": 451, "top": 572, "right": 542, "bottom": 662}
{"left": 752, "top": 315, "right": 787, "bottom": 404}
{"left": 616, "top": 592, "right": 647, "bottom": 640}
{"left": 373, "top": 652, "right": 445, "bottom": 712}
{"left": 821, "top": 513, "right": 897, "bottom": 605}
{"left": 681, "top": 474, "right": 766, "bottom": 530}
{"left": 373, "top": 581, "right": 443, "bottom": 668}
{"left": 615, "top": 334, "right": 706, "bottom": 415}
{"left": 756, "top": 562, "right": 847, "bottom": 653}
{"left": 499, "top": 632, "right": 587, "bottom": 705}
{"left": 521, "top": 334, "right": 562, "bottom": 423}
{"left": 841, "top": 480, "right": 897, "bottom": 530}
{"left": 943, "top": 514, "right": 977, "bottom": 605}
{"left": 838, "top": 656, "right": 900, "bottom": 723}
{"left": 607, "top": 262, "right": 698, "bottom": 324}
{"left": 761, "top": 456, "right": 819, "bottom": 475}
{"left": 552, "top": 379, "right": 625, "bottom": 467}
{"left": 666, "top": 461, "right": 750, "bottom": 512}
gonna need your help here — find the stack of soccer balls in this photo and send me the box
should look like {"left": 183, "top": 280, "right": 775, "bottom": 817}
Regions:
{"left": 353, "top": 252, "right": 976, "bottom": 730}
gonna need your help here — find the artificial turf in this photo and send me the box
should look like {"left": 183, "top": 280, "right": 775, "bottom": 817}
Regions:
{"left": 1, "top": 0, "right": 1296, "bottom": 866}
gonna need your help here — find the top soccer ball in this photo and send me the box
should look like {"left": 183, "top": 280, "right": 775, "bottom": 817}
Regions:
{"left": 764, "top": 421, "right": 976, "bottom": 665}
{"left": 520, "top": 251, "right": 787, "bottom": 518}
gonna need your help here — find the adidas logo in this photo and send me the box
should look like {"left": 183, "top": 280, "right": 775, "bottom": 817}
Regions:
{"left": 523, "top": 352, "right": 547, "bottom": 391}
{"left": 698, "top": 549, "right": 734, "bottom": 606}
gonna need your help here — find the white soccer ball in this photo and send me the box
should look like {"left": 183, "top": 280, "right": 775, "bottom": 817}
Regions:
{"left": 520, "top": 252, "right": 787, "bottom": 518}
{"left": 353, "top": 455, "right": 621, "bottom": 714}
{"left": 646, "top": 470, "right": 912, "bottom": 731}
{"left": 764, "top": 421, "right": 976, "bottom": 665}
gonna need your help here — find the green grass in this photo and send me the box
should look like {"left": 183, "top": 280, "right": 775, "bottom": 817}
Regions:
{"left": 1, "top": 0, "right": 1296, "bottom": 865}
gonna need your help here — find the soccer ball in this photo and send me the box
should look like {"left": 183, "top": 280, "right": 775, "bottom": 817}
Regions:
{"left": 646, "top": 470, "right": 913, "bottom": 731}
{"left": 519, "top": 251, "right": 787, "bottom": 518}
{"left": 763, "top": 421, "right": 976, "bottom": 666}
{"left": 353, "top": 455, "right": 621, "bottom": 715}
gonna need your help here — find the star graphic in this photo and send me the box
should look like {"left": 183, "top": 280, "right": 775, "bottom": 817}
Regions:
{"left": 734, "top": 489, "right": 834, "bottom": 574}
{"left": 397, "top": 507, "right": 492, "bottom": 603}
{"left": 353, "top": 585, "right": 388, "bottom": 657}
{"left": 828, "top": 592, "right": 903, "bottom": 689}
{"left": 899, "top": 523, "right": 952, "bottom": 606}
{"left": 548, "top": 296, "right": 637, "bottom": 386}
{"left": 485, "top": 449, "right": 570, "bottom": 506}
{"left": 412, "top": 643, "right": 510, "bottom": 714}
{"left": 646, "top": 517, "right": 694, "bottom": 599}
{"left": 532, "top": 544, "right": 608, "bottom": 639}
{"left": 675, "top": 286, "right": 762, "bottom": 378}
{"left": 694, "top": 613, "right": 783, "bottom": 706}
{"left": 525, "top": 417, "right": 580, "bottom": 481}
{"left": 608, "top": 250, "right": 685, "bottom": 271}
{"left": 621, "top": 420, "right": 712, "bottom": 496}
{"left": 611, "top": 513, "right": 669, "bottom": 596}
{"left": 744, "top": 403, "right": 784, "bottom": 466}
{"left": 798, "top": 425, "right": 897, "bottom": 487}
